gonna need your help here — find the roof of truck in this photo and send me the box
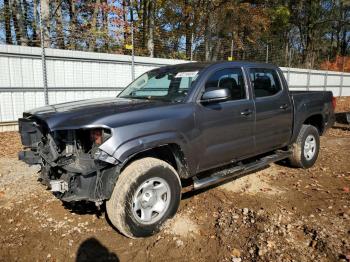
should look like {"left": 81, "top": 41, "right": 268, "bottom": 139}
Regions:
{"left": 157, "top": 61, "right": 278, "bottom": 71}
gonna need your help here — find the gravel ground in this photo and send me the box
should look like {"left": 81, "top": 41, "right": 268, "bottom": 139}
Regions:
{"left": 0, "top": 97, "right": 349, "bottom": 262}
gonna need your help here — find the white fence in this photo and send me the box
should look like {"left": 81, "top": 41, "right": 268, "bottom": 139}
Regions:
{"left": 0, "top": 44, "right": 349, "bottom": 130}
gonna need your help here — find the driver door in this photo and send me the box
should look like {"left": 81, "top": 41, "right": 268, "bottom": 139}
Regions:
{"left": 195, "top": 67, "right": 255, "bottom": 172}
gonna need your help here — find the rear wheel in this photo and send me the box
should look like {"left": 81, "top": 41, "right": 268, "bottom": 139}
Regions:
{"left": 288, "top": 124, "right": 320, "bottom": 168}
{"left": 106, "top": 157, "right": 181, "bottom": 238}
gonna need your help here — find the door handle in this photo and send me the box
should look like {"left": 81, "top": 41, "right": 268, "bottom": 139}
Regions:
{"left": 240, "top": 109, "right": 253, "bottom": 116}
{"left": 279, "top": 104, "right": 289, "bottom": 110}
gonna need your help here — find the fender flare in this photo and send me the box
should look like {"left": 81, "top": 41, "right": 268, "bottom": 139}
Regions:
{"left": 291, "top": 113, "right": 325, "bottom": 143}
{"left": 113, "top": 131, "right": 190, "bottom": 165}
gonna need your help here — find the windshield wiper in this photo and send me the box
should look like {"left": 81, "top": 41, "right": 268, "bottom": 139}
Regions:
{"left": 120, "top": 96, "right": 150, "bottom": 100}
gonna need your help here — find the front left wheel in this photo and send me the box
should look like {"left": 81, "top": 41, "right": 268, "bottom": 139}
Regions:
{"left": 106, "top": 157, "right": 181, "bottom": 238}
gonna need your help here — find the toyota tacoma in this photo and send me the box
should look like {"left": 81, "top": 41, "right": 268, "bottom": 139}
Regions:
{"left": 18, "top": 62, "right": 335, "bottom": 238}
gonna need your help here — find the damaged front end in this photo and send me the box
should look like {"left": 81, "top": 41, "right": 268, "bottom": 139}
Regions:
{"left": 18, "top": 117, "right": 119, "bottom": 203}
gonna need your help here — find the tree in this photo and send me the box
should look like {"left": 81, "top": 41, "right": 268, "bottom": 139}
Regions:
{"left": 67, "top": 0, "right": 77, "bottom": 49}
{"left": 40, "top": 0, "right": 50, "bottom": 47}
{"left": 0, "top": 0, "right": 349, "bottom": 70}
{"left": 320, "top": 55, "right": 349, "bottom": 71}
{"left": 289, "top": 0, "right": 335, "bottom": 68}
{"left": 10, "top": 0, "right": 22, "bottom": 44}
{"left": 3, "top": 0, "right": 12, "bottom": 44}
{"left": 53, "top": 0, "right": 65, "bottom": 49}
{"left": 88, "top": 0, "right": 101, "bottom": 51}
{"left": 184, "top": 0, "right": 192, "bottom": 59}
{"left": 147, "top": 0, "right": 154, "bottom": 57}
{"left": 32, "top": 0, "right": 40, "bottom": 46}
{"left": 269, "top": 5, "right": 291, "bottom": 65}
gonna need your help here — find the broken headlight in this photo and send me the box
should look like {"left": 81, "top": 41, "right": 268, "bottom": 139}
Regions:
{"left": 89, "top": 128, "right": 111, "bottom": 145}
{"left": 89, "top": 128, "right": 117, "bottom": 164}
{"left": 94, "top": 148, "right": 118, "bottom": 164}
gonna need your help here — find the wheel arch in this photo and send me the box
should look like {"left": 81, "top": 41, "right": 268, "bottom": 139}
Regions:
{"left": 118, "top": 143, "right": 191, "bottom": 179}
{"left": 303, "top": 114, "right": 325, "bottom": 135}
{"left": 291, "top": 113, "right": 325, "bottom": 144}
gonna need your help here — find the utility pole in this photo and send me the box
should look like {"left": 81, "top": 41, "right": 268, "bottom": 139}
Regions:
{"left": 39, "top": 0, "right": 49, "bottom": 105}
{"left": 230, "top": 39, "right": 234, "bottom": 59}
{"left": 266, "top": 44, "right": 269, "bottom": 63}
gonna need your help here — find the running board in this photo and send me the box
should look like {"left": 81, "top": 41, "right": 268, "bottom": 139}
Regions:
{"left": 193, "top": 150, "right": 291, "bottom": 190}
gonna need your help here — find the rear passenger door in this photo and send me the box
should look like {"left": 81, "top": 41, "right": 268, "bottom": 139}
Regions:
{"left": 248, "top": 68, "right": 293, "bottom": 154}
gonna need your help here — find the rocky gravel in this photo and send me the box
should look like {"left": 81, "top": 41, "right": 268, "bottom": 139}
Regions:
{"left": 0, "top": 123, "right": 349, "bottom": 261}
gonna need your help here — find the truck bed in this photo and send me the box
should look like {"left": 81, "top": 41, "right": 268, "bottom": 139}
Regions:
{"left": 290, "top": 90, "right": 334, "bottom": 141}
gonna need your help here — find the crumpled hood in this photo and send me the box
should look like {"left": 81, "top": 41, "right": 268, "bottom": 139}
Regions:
{"left": 24, "top": 97, "right": 167, "bottom": 131}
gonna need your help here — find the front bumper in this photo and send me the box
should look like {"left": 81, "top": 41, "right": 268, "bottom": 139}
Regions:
{"left": 18, "top": 118, "right": 119, "bottom": 202}
{"left": 48, "top": 165, "right": 119, "bottom": 202}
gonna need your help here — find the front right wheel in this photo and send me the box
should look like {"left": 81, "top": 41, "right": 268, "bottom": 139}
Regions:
{"left": 106, "top": 157, "right": 181, "bottom": 238}
{"left": 288, "top": 124, "right": 320, "bottom": 168}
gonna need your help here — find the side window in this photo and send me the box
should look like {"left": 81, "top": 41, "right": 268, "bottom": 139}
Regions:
{"left": 249, "top": 68, "right": 282, "bottom": 98}
{"left": 205, "top": 68, "right": 246, "bottom": 101}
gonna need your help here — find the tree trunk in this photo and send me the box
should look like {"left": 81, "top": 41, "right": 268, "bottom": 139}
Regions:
{"left": 284, "top": 42, "right": 289, "bottom": 66}
{"left": 122, "top": 0, "right": 129, "bottom": 48}
{"left": 282, "top": 30, "right": 290, "bottom": 66}
{"left": 184, "top": 0, "right": 192, "bottom": 59}
{"left": 10, "top": 0, "right": 22, "bottom": 45}
{"left": 204, "top": 26, "right": 210, "bottom": 61}
{"left": 67, "top": 0, "right": 76, "bottom": 49}
{"left": 88, "top": 0, "right": 100, "bottom": 51}
{"left": 340, "top": 29, "right": 347, "bottom": 56}
{"left": 185, "top": 29, "right": 192, "bottom": 59}
{"left": 211, "top": 38, "right": 222, "bottom": 61}
{"left": 32, "top": 0, "right": 39, "bottom": 46}
{"left": 22, "top": 0, "right": 33, "bottom": 45}
{"left": 340, "top": 2, "right": 348, "bottom": 56}
{"left": 16, "top": 0, "right": 28, "bottom": 46}
{"left": 330, "top": 30, "right": 334, "bottom": 57}
{"left": 54, "top": 0, "right": 65, "bottom": 49}
{"left": 102, "top": 0, "right": 109, "bottom": 51}
{"left": 40, "top": 0, "right": 50, "bottom": 48}
{"left": 147, "top": 0, "right": 154, "bottom": 57}
{"left": 3, "top": 0, "right": 12, "bottom": 44}
{"left": 302, "top": 1, "right": 313, "bottom": 68}
{"left": 142, "top": 0, "right": 148, "bottom": 48}
{"left": 203, "top": 2, "right": 212, "bottom": 61}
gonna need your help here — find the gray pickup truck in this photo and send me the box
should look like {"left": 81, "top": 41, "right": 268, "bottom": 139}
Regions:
{"left": 18, "top": 61, "right": 335, "bottom": 238}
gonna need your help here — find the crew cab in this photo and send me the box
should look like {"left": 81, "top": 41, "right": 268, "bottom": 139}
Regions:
{"left": 18, "top": 62, "right": 335, "bottom": 238}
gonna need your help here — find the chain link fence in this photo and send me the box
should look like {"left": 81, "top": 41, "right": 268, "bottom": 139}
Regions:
{"left": 1, "top": 29, "right": 339, "bottom": 70}
{"left": 0, "top": 0, "right": 349, "bottom": 119}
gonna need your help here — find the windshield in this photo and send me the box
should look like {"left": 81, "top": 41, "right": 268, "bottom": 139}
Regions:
{"left": 118, "top": 68, "right": 201, "bottom": 102}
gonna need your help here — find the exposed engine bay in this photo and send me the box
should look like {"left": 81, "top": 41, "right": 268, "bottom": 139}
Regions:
{"left": 18, "top": 117, "right": 119, "bottom": 203}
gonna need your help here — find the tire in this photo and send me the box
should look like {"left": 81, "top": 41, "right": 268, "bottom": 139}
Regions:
{"left": 288, "top": 124, "right": 320, "bottom": 168}
{"left": 106, "top": 157, "right": 181, "bottom": 238}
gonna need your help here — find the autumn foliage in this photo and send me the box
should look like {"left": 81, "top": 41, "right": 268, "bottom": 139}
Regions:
{"left": 320, "top": 56, "right": 350, "bottom": 72}
{"left": 0, "top": 0, "right": 349, "bottom": 69}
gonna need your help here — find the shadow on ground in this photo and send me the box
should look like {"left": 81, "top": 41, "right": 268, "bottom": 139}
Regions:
{"left": 76, "top": 237, "right": 119, "bottom": 262}
{"left": 63, "top": 201, "right": 105, "bottom": 217}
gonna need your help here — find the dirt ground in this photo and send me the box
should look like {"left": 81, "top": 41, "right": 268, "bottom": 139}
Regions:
{"left": 0, "top": 99, "right": 350, "bottom": 262}
{"left": 336, "top": 96, "right": 350, "bottom": 113}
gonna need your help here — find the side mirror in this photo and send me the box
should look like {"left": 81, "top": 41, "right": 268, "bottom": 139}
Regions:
{"left": 200, "top": 88, "right": 230, "bottom": 103}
